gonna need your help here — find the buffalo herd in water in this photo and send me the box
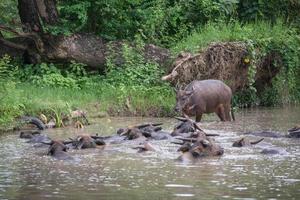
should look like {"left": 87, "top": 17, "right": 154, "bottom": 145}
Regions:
{"left": 18, "top": 114, "right": 300, "bottom": 162}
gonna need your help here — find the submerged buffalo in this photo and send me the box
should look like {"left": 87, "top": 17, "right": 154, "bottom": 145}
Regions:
{"left": 20, "top": 130, "right": 41, "bottom": 139}
{"left": 173, "top": 130, "right": 224, "bottom": 162}
{"left": 288, "top": 126, "right": 300, "bottom": 138}
{"left": 117, "top": 123, "right": 170, "bottom": 140}
{"left": 244, "top": 131, "right": 285, "bottom": 138}
{"left": 171, "top": 116, "right": 219, "bottom": 137}
{"left": 132, "top": 142, "right": 157, "bottom": 153}
{"left": 43, "top": 140, "right": 73, "bottom": 160}
{"left": 19, "top": 130, "right": 51, "bottom": 144}
{"left": 69, "top": 134, "right": 105, "bottom": 149}
{"left": 175, "top": 79, "right": 235, "bottom": 122}
{"left": 232, "top": 137, "right": 264, "bottom": 147}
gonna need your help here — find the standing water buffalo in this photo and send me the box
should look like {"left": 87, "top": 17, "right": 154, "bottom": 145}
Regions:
{"left": 175, "top": 80, "right": 234, "bottom": 122}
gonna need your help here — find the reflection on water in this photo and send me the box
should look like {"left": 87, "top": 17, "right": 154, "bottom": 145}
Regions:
{"left": 0, "top": 106, "right": 299, "bottom": 199}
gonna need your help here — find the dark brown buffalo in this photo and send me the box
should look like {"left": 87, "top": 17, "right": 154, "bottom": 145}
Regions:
{"left": 117, "top": 123, "right": 169, "bottom": 140}
{"left": 232, "top": 137, "right": 264, "bottom": 147}
{"left": 132, "top": 142, "right": 157, "bottom": 153}
{"left": 20, "top": 130, "right": 41, "bottom": 139}
{"left": 43, "top": 140, "right": 73, "bottom": 160}
{"left": 174, "top": 130, "right": 224, "bottom": 162}
{"left": 171, "top": 116, "right": 219, "bottom": 137}
{"left": 19, "top": 130, "right": 51, "bottom": 144}
{"left": 70, "top": 134, "right": 105, "bottom": 149}
{"left": 175, "top": 79, "right": 234, "bottom": 122}
{"left": 288, "top": 126, "right": 300, "bottom": 138}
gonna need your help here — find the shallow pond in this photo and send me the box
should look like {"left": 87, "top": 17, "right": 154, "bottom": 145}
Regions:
{"left": 0, "top": 106, "right": 299, "bottom": 199}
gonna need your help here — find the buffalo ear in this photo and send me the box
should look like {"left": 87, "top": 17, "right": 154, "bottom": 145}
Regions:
{"left": 184, "top": 90, "right": 193, "bottom": 96}
{"left": 200, "top": 139, "right": 210, "bottom": 147}
{"left": 63, "top": 140, "right": 73, "bottom": 145}
{"left": 173, "top": 87, "right": 178, "bottom": 93}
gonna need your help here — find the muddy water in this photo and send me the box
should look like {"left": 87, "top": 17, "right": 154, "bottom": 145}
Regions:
{"left": 0, "top": 106, "right": 299, "bottom": 200}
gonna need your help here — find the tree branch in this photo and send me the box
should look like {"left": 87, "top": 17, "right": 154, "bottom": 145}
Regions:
{"left": 0, "top": 38, "right": 27, "bottom": 50}
{"left": 0, "top": 24, "right": 44, "bottom": 53}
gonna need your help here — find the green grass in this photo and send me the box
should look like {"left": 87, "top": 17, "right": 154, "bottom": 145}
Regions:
{"left": 172, "top": 20, "right": 292, "bottom": 54}
{"left": 0, "top": 82, "right": 175, "bottom": 129}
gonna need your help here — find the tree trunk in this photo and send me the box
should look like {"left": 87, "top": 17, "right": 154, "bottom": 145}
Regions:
{"left": 35, "top": 0, "right": 59, "bottom": 24}
{"left": 0, "top": 33, "right": 171, "bottom": 70}
{"left": 43, "top": 34, "right": 171, "bottom": 69}
{"left": 18, "top": 0, "right": 43, "bottom": 32}
{"left": 1, "top": 0, "right": 171, "bottom": 70}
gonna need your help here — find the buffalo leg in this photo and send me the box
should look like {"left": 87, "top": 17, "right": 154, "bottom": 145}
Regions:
{"left": 195, "top": 113, "right": 202, "bottom": 122}
{"left": 216, "top": 105, "right": 226, "bottom": 121}
{"left": 224, "top": 104, "right": 231, "bottom": 121}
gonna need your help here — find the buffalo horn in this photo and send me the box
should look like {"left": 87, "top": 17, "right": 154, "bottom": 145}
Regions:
{"left": 151, "top": 123, "right": 163, "bottom": 126}
{"left": 250, "top": 138, "right": 264, "bottom": 145}
{"left": 42, "top": 141, "right": 53, "bottom": 145}
{"left": 136, "top": 124, "right": 151, "bottom": 129}
{"left": 63, "top": 140, "right": 73, "bottom": 145}
{"left": 174, "top": 116, "right": 188, "bottom": 122}
{"left": 176, "top": 137, "right": 197, "bottom": 142}
{"left": 193, "top": 123, "right": 204, "bottom": 132}
{"left": 205, "top": 133, "right": 220, "bottom": 137}
{"left": 171, "top": 141, "right": 184, "bottom": 145}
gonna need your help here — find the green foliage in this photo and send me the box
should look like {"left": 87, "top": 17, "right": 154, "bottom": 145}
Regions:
{"left": 15, "top": 61, "right": 90, "bottom": 89}
{"left": 0, "top": 55, "right": 19, "bottom": 80}
{"left": 0, "top": 81, "right": 24, "bottom": 126}
{"left": 0, "top": 0, "right": 19, "bottom": 31}
{"left": 237, "top": 0, "right": 300, "bottom": 24}
{"left": 105, "top": 43, "right": 166, "bottom": 86}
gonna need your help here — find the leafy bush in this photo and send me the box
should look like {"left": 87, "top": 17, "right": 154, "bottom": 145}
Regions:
{"left": 16, "top": 61, "right": 90, "bottom": 89}
{"left": 0, "top": 55, "right": 18, "bottom": 80}
{"left": 105, "top": 43, "right": 166, "bottom": 87}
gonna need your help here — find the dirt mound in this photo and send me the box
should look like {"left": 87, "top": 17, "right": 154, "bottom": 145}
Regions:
{"left": 162, "top": 42, "right": 251, "bottom": 92}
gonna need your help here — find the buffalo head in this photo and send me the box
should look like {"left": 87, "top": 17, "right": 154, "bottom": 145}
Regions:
{"left": 174, "top": 88, "right": 195, "bottom": 113}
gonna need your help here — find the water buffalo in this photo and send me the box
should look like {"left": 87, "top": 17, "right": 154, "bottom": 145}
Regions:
{"left": 260, "top": 147, "right": 288, "bottom": 155}
{"left": 43, "top": 140, "right": 73, "bottom": 160}
{"left": 132, "top": 142, "right": 157, "bottom": 153}
{"left": 171, "top": 116, "right": 219, "bottom": 137}
{"left": 20, "top": 130, "right": 41, "bottom": 139}
{"left": 288, "top": 126, "right": 300, "bottom": 138}
{"left": 174, "top": 130, "right": 224, "bottom": 162}
{"left": 176, "top": 139, "right": 224, "bottom": 162}
{"left": 243, "top": 131, "right": 285, "bottom": 138}
{"left": 19, "top": 131, "right": 51, "bottom": 144}
{"left": 175, "top": 79, "right": 234, "bottom": 122}
{"left": 117, "top": 123, "right": 170, "bottom": 140}
{"left": 232, "top": 137, "right": 264, "bottom": 147}
{"left": 70, "top": 134, "right": 105, "bottom": 149}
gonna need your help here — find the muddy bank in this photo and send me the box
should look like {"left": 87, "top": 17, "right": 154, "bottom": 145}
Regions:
{"left": 163, "top": 42, "right": 282, "bottom": 93}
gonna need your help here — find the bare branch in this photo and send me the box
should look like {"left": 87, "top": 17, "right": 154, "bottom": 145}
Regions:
{"left": 0, "top": 24, "right": 44, "bottom": 53}
{"left": 0, "top": 38, "right": 27, "bottom": 50}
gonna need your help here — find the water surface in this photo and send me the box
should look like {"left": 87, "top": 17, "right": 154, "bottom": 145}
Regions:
{"left": 0, "top": 106, "right": 299, "bottom": 199}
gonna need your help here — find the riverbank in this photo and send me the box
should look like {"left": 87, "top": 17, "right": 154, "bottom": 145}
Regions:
{"left": 0, "top": 81, "right": 175, "bottom": 131}
{"left": 1, "top": 20, "right": 299, "bottom": 130}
